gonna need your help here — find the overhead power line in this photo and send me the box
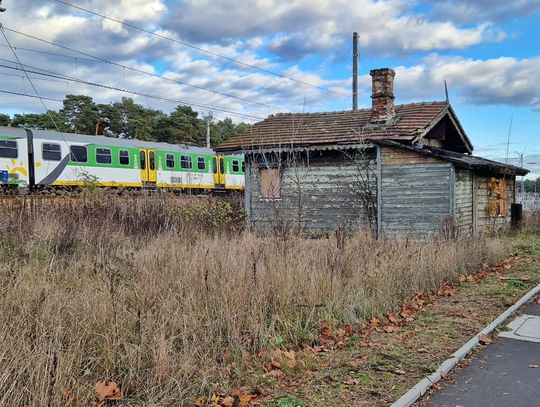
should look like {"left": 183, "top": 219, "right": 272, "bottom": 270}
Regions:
{"left": 0, "top": 25, "right": 62, "bottom": 131}
{"left": 2, "top": 26, "right": 282, "bottom": 111}
{"left": 0, "top": 88, "right": 63, "bottom": 102}
{"left": 0, "top": 44, "right": 97, "bottom": 62}
{"left": 0, "top": 61, "right": 265, "bottom": 120}
{"left": 53, "top": 0, "right": 348, "bottom": 98}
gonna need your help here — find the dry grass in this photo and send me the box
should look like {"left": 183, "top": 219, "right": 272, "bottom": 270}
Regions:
{"left": 0, "top": 196, "right": 510, "bottom": 406}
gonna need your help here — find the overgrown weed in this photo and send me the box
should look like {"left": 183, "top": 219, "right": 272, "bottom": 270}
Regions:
{"left": 0, "top": 195, "right": 511, "bottom": 405}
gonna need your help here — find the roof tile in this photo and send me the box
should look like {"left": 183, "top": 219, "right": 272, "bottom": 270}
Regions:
{"left": 216, "top": 101, "right": 448, "bottom": 151}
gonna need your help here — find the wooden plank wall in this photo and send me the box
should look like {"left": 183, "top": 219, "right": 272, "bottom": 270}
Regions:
{"left": 247, "top": 151, "right": 376, "bottom": 233}
{"left": 454, "top": 168, "right": 474, "bottom": 236}
{"left": 475, "top": 174, "right": 515, "bottom": 234}
{"left": 380, "top": 146, "right": 454, "bottom": 239}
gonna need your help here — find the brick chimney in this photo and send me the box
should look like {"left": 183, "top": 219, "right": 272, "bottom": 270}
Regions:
{"left": 370, "top": 68, "right": 395, "bottom": 123}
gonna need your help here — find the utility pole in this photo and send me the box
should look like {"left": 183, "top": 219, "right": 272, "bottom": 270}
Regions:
{"left": 352, "top": 32, "right": 359, "bottom": 111}
{"left": 516, "top": 150, "right": 526, "bottom": 193}
{"left": 205, "top": 111, "right": 213, "bottom": 148}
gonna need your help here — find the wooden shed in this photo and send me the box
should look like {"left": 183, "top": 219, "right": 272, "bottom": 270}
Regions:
{"left": 217, "top": 68, "right": 528, "bottom": 239}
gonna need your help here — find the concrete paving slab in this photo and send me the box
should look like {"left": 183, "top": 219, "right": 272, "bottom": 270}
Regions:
{"left": 499, "top": 314, "right": 540, "bottom": 343}
{"left": 425, "top": 337, "right": 540, "bottom": 407}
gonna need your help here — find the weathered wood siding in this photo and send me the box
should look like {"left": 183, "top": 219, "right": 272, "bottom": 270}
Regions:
{"left": 379, "top": 146, "right": 454, "bottom": 239}
{"left": 475, "top": 175, "right": 516, "bottom": 234}
{"left": 454, "top": 168, "right": 474, "bottom": 236}
{"left": 246, "top": 151, "right": 376, "bottom": 233}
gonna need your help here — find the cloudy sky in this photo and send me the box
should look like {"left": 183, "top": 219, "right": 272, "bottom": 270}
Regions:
{"left": 0, "top": 0, "right": 539, "bottom": 175}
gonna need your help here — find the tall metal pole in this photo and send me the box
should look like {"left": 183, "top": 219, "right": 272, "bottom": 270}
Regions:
{"left": 352, "top": 32, "right": 359, "bottom": 111}
{"left": 205, "top": 111, "right": 213, "bottom": 148}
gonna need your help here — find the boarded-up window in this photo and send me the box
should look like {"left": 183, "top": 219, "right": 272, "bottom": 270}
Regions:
{"left": 499, "top": 178, "right": 508, "bottom": 216}
{"left": 259, "top": 168, "right": 281, "bottom": 199}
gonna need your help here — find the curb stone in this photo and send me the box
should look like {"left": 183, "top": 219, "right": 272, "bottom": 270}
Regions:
{"left": 390, "top": 283, "right": 540, "bottom": 407}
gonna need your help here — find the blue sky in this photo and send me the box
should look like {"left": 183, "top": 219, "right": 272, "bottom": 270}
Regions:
{"left": 0, "top": 0, "right": 539, "bottom": 175}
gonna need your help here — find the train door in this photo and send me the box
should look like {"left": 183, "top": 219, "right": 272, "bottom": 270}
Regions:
{"left": 139, "top": 149, "right": 157, "bottom": 184}
{"left": 213, "top": 155, "right": 225, "bottom": 186}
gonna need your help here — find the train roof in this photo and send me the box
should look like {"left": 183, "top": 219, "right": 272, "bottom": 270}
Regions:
{"left": 0, "top": 126, "right": 214, "bottom": 155}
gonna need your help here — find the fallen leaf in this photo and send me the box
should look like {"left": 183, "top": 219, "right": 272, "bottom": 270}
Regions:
{"left": 370, "top": 317, "right": 381, "bottom": 327}
{"left": 383, "top": 325, "right": 399, "bottom": 333}
{"left": 401, "top": 305, "right": 413, "bottom": 319}
{"left": 221, "top": 395, "right": 235, "bottom": 407}
{"left": 437, "top": 282, "right": 456, "bottom": 297}
{"left": 343, "top": 324, "right": 354, "bottom": 335}
{"left": 60, "top": 387, "right": 77, "bottom": 403}
{"left": 194, "top": 396, "right": 206, "bottom": 406}
{"left": 94, "top": 381, "right": 122, "bottom": 407}
{"left": 479, "top": 335, "right": 494, "bottom": 345}
{"left": 387, "top": 313, "right": 402, "bottom": 325}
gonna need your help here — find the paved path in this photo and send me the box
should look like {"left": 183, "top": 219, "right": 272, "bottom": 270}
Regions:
{"left": 424, "top": 300, "right": 540, "bottom": 407}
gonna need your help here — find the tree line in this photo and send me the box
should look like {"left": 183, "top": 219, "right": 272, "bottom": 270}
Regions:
{"left": 0, "top": 95, "right": 251, "bottom": 147}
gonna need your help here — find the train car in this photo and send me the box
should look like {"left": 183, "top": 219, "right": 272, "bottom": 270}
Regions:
{"left": 0, "top": 126, "right": 244, "bottom": 191}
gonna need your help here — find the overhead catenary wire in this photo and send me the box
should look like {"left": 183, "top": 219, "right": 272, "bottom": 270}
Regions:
{"left": 0, "top": 88, "right": 63, "bottom": 102}
{"left": 2, "top": 26, "right": 284, "bottom": 111}
{"left": 53, "top": 0, "right": 348, "bottom": 98}
{"left": 0, "top": 60, "right": 266, "bottom": 120}
{"left": 0, "top": 25, "right": 62, "bottom": 131}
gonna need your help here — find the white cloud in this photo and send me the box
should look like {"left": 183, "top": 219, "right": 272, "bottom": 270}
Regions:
{"left": 390, "top": 55, "right": 540, "bottom": 110}
{"left": 166, "top": 0, "right": 500, "bottom": 60}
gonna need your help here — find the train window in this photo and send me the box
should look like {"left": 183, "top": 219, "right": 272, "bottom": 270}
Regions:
{"left": 149, "top": 151, "right": 155, "bottom": 170}
{"left": 0, "top": 140, "right": 18, "bottom": 158}
{"left": 232, "top": 160, "right": 239, "bottom": 173}
{"left": 166, "top": 154, "right": 175, "bottom": 169}
{"left": 43, "top": 143, "right": 61, "bottom": 161}
{"left": 96, "top": 148, "right": 112, "bottom": 164}
{"left": 180, "top": 155, "right": 192, "bottom": 169}
{"left": 70, "top": 145, "right": 87, "bottom": 163}
{"left": 119, "top": 150, "right": 129, "bottom": 165}
{"left": 219, "top": 157, "right": 224, "bottom": 174}
{"left": 213, "top": 157, "right": 217, "bottom": 174}
{"left": 139, "top": 150, "right": 146, "bottom": 170}
{"left": 197, "top": 157, "right": 205, "bottom": 170}
{"left": 241, "top": 160, "right": 245, "bottom": 173}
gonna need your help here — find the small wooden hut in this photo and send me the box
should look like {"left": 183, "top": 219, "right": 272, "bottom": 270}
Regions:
{"left": 216, "top": 68, "right": 528, "bottom": 238}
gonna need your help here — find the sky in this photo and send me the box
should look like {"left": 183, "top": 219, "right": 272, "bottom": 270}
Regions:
{"left": 0, "top": 0, "right": 539, "bottom": 176}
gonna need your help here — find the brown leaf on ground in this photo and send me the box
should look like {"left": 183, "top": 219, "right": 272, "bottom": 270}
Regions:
{"left": 220, "top": 395, "right": 235, "bottom": 407}
{"left": 320, "top": 320, "right": 335, "bottom": 343}
{"left": 401, "top": 305, "right": 413, "bottom": 319}
{"left": 437, "top": 282, "right": 457, "bottom": 297}
{"left": 370, "top": 317, "right": 381, "bottom": 328}
{"left": 387, "top": 313, "right": 402, "bottom": 325}
{"left": 93, "top": 381, "right": 122, "bottom": 407}
{"left": 60, "top": 387, "right": 77, "bottom": 403}
{"left": 343, "top": 323, "right": 354, "bottom": 335}
{"left": 383, "top": 325, "right": 400, "bottom": 333}
{"left": 194, "top": 396, "right": 206, "bottom": 406}
{"left": 479, "top": 335, "right": 494, "bottom": 345}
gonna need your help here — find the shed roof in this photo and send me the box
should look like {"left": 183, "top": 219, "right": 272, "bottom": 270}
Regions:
{"left": 375, "top": 140, "right": 529, "bottom": 176}
{"left": 216, "top": 101, "right": 471, "bottom": 152}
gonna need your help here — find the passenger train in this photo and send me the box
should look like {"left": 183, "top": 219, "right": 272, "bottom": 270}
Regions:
{"left": 0, "top": 126, "right": 244, "bottom": 191}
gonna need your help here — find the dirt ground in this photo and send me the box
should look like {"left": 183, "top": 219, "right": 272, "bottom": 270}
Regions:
{"left": 210, "top": 234, "right": 540, "bottom": 407}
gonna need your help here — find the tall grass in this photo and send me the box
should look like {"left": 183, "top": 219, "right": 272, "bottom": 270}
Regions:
{"left": 0, "top": 196, "right": 509, "bottom": 405}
